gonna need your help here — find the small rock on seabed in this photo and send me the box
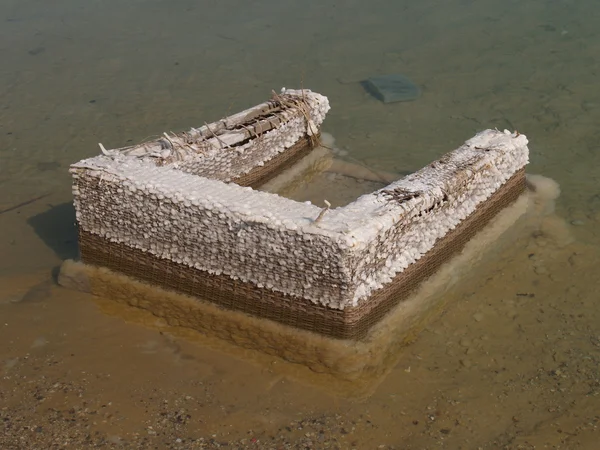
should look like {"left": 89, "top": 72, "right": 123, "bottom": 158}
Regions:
{"left": 361, "top": 74, "right": 420, "bottom": 104}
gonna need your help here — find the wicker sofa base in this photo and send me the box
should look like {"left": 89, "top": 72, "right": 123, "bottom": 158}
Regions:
{"left": 79, "top": 169, "right": 525, "bottom": 341}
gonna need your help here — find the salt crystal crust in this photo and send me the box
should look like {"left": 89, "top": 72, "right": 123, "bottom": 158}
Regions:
{"left": 98, "top": 89, "right": 330, "bottom": 182}
{"left": 71, "top": 90, "right": 528, "bottom": 310}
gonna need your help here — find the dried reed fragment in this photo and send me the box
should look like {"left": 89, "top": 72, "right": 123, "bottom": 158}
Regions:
{"left": 313, "top": 199, "right": 331, "bottom": 224}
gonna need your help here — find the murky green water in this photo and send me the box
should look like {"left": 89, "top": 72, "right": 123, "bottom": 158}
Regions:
{"left": 2, "top": 0, "right": 600, "bottom": 448}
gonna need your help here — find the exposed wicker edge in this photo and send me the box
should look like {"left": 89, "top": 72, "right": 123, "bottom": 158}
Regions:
{"left": 78, "top": 168, "right": 525, "bottom": 340}
{"left": 232, "top": 135, "right": 318, "bottom": 188}
{"left": 347, "top": 168, "right": 526, "bottom": 328}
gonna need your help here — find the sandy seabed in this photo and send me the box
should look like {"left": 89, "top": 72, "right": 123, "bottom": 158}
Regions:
{"left": 2, "top": 0, "right": 600, "bottom": 447}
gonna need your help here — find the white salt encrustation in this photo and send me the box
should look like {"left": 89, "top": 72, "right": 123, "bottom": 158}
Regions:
{"left": 69, "top": 88, "right": 529, "bottom": 338}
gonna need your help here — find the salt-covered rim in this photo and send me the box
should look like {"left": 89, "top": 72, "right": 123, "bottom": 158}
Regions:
{"left": 95, "top": 88, "right": 330, "bottom": 166}
{"left": 72, "top": 128, "right": 527, "bottom": 243}
{"left": 71, "top": 86, "right": 528, "bottom": 251}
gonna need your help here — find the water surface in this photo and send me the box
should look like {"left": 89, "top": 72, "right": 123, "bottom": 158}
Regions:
{"left": 2, "top": 0, "right": 600, "bottom": 448}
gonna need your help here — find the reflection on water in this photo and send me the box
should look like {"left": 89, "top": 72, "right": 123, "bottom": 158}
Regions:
{"left": 2, "top": 0, "right": 600, "bottom": 447}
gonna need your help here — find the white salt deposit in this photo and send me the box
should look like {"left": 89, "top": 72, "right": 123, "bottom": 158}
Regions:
{"left": 71, "top": 88, "right": 529, "bottom": 311}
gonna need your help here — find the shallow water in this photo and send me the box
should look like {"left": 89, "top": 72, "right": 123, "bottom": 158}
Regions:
{"left": 2, "top": 0, "right": 600, "bottom": 448}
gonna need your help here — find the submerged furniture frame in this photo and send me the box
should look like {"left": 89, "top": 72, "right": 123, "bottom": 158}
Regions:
{"left": 70, "top": 89, "right": 529, "bottom": 340}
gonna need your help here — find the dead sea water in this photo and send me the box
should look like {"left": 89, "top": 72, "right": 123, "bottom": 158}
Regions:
{"left": 1, "top": 0, "right": 600, "bottom": 448}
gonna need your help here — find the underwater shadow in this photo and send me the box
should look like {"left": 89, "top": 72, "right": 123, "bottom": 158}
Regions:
{"left": 27, "top": 202, "right": 79, "bottom": 262}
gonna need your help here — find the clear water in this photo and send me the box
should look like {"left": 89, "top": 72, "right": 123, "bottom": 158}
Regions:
{"left": 2, "top": 0, "right": 600, "bottom": 448}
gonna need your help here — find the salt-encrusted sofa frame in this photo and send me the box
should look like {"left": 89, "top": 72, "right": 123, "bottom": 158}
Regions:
{"left": 70, "top": 89, "right": 529, "bottom": 340}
